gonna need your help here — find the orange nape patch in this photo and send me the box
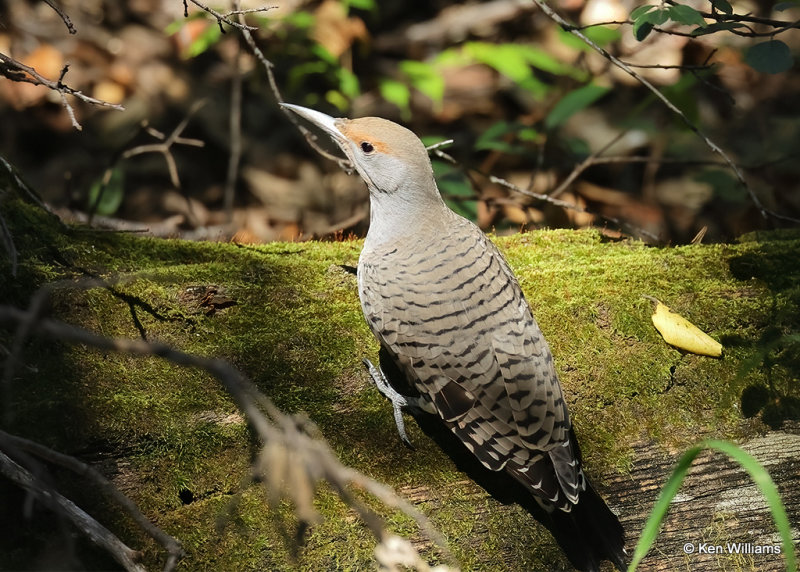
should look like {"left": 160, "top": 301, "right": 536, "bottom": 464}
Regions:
{"left": 335, "top": 117, "right": 399, "bottom": 154}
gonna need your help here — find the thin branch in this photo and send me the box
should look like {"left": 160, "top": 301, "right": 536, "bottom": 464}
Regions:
{"left": 669, "top": 0, "right": 800, "bottom": 31}
{"left": 619, "top": 61, "right": 714, "bottom": 71}
{"left": 85, "top": 100, "right": 206, "bottom": 223}
{"left": 0, "top": 450, "right": 147, "bottom": 572}
{"left": 183, "top": 0, "right": 275, "bottom": 33}
{"left": 0, "top": 55, "right": 124, "bottom": 130}
{"left": 533, "top": 0, "right": 800, "bottom": 225}
{"left": 574, "top": 12, "right": 799, "bottom": 38}
{"left": 42, "top": 0, "right": 77, "bottom": 34}
{"left": 489, "top": 174, "right": 661, "bottom": 242}
{"left": 225, "top": 1, "right": 246, "bottom": 222}
{"left": 0, "top": 430, "right": 184, "bottom": 570}
{"left": 549, "top": 130, "right": 628, "bottom": 198}
{"left": 427, "top": 139, "right": 457, "bottom": 164}
{"left": 231, "top": 3, "right": 352, "bottom": 169}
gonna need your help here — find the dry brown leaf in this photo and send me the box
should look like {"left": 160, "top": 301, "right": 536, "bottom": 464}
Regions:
{"left": 312, "top": 0, "right": 368, "bottom": 59}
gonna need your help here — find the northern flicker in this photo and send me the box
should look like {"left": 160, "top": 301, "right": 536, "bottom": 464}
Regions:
{"left": 282, "top": 103, "right": 626, "bottom": 571}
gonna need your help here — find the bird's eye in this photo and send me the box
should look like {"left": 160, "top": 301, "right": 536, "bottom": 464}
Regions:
{"left": 360, "top": 141, "right": 374, "bottom": 154}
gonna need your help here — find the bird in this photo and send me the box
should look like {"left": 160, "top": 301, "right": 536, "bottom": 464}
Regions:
{"left": 281, "top": 103, "right": 626, "bottom": 571}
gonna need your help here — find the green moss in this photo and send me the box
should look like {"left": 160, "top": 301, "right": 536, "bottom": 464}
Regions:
{"left": 1, "top": 190, "right": 799, "bottom": 570}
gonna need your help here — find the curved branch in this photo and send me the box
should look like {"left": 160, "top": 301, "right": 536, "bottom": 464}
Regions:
{"left": 0, "top": 55, "right": 124, "bottom": 131}
{"left": 533, "top": 0, "right": 800, "bottom": 225}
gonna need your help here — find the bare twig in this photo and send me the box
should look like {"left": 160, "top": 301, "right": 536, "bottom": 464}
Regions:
{"left": 0, "top": 430, "right": 184, "bottom": 570}
{"left": 532, "top": 0, "right": 800, "bottom": 225}
{"left": 183, "top": 0, "right": 275, "bottom": 33}
{"left": 0, "top": 450, "right": 147, "bottom": 572}
{"left": 42, "top": 0, "right": 77, "bottom": 34}
{"left": 575, "top": 9, "right": 800, "bottom": 37}
{"left": 86, "top": 101, "right": 206, "bottom": 223}
{"left": 549, "top": 130, "right": 628, "bottom": 198}
{"left": 662, "top": 0, "right": 800, "bottom": 36}
{"left": 423, "top": 131, "right": 663, "bottom": 241}
{"left": 619, "top": 61, "right": 714, "bottom": 71}
{"left": 120, "top": 101, "right": 207, "bottom": 189}
{"left": 426, "top": 139, "right": 457, "bottom": 164}
{"left": 0, "top": 55, "right": 124, "bottom": 130}
{"left": 489, "top": 174, "right": 661, "bottom": 242}
{"left": 231, "top": 2, "right": 352, "bottom": 169}
{"left": 225, "top": 2, "right": 246, "bottom": 222}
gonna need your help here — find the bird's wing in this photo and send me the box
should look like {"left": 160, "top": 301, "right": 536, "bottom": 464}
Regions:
{"left": 359, "top": 220, "right": 579, "bottom": 504}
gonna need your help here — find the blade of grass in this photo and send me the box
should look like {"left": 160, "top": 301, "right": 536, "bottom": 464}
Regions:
{"left": 628, "top": 439, "right": 796, "bottom": 571}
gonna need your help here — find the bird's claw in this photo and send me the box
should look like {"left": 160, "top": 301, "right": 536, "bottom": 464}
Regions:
{"left": 362, "top": 358, "right": 415, "bottom": 449}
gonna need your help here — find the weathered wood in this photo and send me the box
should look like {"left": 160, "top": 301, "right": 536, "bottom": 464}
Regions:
{"left": 390, "top": 428, "right": 799, "bottom": 570}
{"left": 611, "top": 429, "right": 800, "bottom": 570}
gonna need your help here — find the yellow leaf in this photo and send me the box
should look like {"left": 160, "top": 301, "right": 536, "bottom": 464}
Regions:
{"left": 648, "top": 298, "right": 723, "bottom": 357}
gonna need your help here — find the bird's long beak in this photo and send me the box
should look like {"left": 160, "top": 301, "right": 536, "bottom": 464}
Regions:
{"left": 280, "top": 103, "right": 346, "bottom": 144}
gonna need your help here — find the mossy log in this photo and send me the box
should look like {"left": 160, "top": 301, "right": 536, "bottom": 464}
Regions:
{"left": 1, "top": 179, "right": 799, "bottom": 571}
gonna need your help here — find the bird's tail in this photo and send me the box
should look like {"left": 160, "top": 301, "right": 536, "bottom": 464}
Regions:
{"left": 546, "top": 477, "right": 627, "bottom": 572}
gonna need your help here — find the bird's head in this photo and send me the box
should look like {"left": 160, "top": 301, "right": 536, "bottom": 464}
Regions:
{"left": 281, "top": 104, "right": 438, "bottom": 200}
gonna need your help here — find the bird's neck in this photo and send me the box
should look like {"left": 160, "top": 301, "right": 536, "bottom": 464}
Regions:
{"left": 364, "top": 182, "right": 451, "bottom": 250}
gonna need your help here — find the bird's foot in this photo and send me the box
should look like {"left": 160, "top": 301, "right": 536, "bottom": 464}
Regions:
{"left": 362, "top": 358, "right": 418, "bottom": 448}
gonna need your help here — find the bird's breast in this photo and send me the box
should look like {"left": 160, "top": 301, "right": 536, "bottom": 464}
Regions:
{"left": 357, "top": 223, "right": 530, "bottom": 352}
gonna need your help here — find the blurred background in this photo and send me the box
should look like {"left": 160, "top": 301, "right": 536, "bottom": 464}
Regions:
{"left": 1, "top": 0, "right": 799, "bottom": 245}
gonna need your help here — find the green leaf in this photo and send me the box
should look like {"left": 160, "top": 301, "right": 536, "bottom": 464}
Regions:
{"left": 745, "top": 40, "right": 793, "bottom": 74}
{"left": 465, "top": 43, "right": 530, "bottom": 82}
{"left": 185, "top": 23, "right": 222, "bottom": 58}
{"left": 627, "top": 440, "right": 797, "bottom": 572}
{"left": 519, "top": 127, "right": 539, "bottom": 142}
{"left": 710, "top": 0, "right": 734, "bottom": 14}
{"left": 325, "top": 90, "right": 349, "bottom": 111}
{"left": 545, "top": 84, "right": 610, "bottom": 129}
{"left": 464, "top": 43, "right": 549, "bottom": 98}
{"left": 399, "top": 60, "right": 445, "bottom": 105}
{"left": 283, "top": 11, "right": 315, "bottom": 28}
{"left": 287, "top": 61, "right": 328, "bottom": 92}
{"left": 435, "top": 47, "right": 471, "bottom": 67}
{"left": 433, "top": 161, "right": 477, "bottom": 219}
{"left": 379, "top": 80, "right": 410, "bottom": 113}
{"left": 584, "top": 25, "right": 623, "bottom": 46}
{"left": 164, "top": 13, "right": 206, "bottom": 36}
{"left": 691, "top": 21, "right": 747, "bottom": 36}
{"left": 668, "top": 4, "right": 707, "bottom": 27}
{"left": 337, "top": 68, "right": 360, "bottom": 99}
{"left": 643, "top": 6, "right": 670, "bottom": 25}
{"left": 563, "top": 137, "right": 591, "bottom": 156}
{"left": 343, "top": 0, "right": 375, "bottom": 10}
{"left": 632, "top": 7, "right": 670, "bottom": 41}
{"left": 475, "top": 121, "right": 512, "bottom": 151}
{"left": 88, "top": 168, "right": 125, "bottom": 216}
{"left": 475, "top": 121, "right": 541, "bottom": 153}
{"left": 516, "top": 45, "right": 582, "bottom": 77}
{"left": 630, "top": 4, "right": 657, "bottom": 19}
{"left": 633, "top": 20, "right": 654, "bottom": 41}
{"left": 558, "top": 26, "right": 622, "bottom": 51}
{"left": 311, "top": 43, "right": 337, "bottom": 65}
